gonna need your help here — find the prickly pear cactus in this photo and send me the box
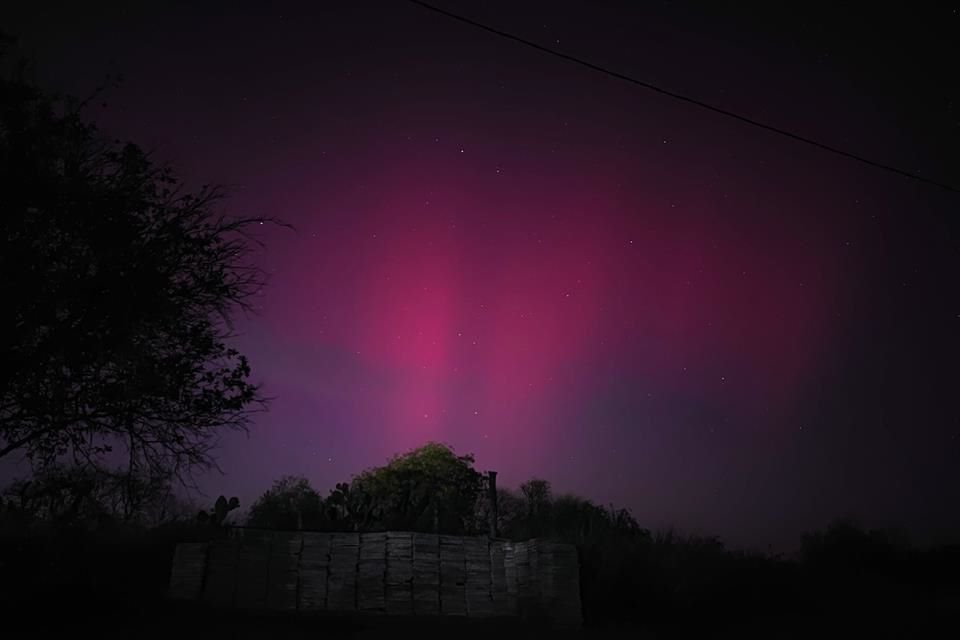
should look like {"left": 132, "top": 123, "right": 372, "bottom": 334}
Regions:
{"left": 197, "top": 495, "right": 240, "bottom": 526}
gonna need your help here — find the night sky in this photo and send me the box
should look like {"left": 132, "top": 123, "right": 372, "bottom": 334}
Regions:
{"left": 4, "top": 1, "right": 958, "bottom": 550}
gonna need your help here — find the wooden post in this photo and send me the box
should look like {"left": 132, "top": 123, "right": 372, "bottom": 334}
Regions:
{"left": 290, "top": 495, "right": 303, "bottom": 530}
{"left": 487, "top": 471, "right": 498, "bottom": 538}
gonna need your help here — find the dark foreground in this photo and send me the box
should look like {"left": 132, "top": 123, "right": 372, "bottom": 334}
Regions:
{"left": 13, "top": 594, "right": 956, "bottom": 640}
{"left": 4, "top": 526, "right": 958, "bottom": 639}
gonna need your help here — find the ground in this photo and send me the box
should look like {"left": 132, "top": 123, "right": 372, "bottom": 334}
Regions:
{"left": 20, "top": 597, "right": 949, "bottom": 640}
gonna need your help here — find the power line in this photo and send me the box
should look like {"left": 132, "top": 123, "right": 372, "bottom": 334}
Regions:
{"left": 407, "top": 0, "right": 960, "bottom": 195}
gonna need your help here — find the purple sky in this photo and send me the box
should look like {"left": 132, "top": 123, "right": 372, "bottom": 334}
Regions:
{"left": 4, "top": 1, "right": 959, "bottom": 550}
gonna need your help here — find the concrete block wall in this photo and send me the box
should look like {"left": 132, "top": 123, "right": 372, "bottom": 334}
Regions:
{"left": 168, "top": 529, "right": 581, "bottom": 628}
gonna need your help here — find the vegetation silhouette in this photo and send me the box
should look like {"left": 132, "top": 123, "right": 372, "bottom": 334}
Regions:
{"left": 5, "top": 441, "right": 960, "bottom": 637}
{"left": 0, "top": 38, "right": 280, "bottom": 494}
{"left": 248, "top": 475, "right": 324, "bottom": 531}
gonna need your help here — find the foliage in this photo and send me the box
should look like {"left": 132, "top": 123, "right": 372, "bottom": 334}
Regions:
{"left": 1, "top": 464, "right": 186, "bottom": 528}
{"left": 346, "top": 442, "right": 485, "bottom": 534}
{"left": 0, "top": 44, "right": 276, "bottom": 482}
{"left": 496, "top": 479, "right": 648, "bottom": 544}
{"left": 246, "top": 475, "right": 322, "bottom": 530}
{"left": 4, "top": 438, "right": 960, "bottom": 632}
{"left": 800, "top": 517, "right": 914, "bottom": 584}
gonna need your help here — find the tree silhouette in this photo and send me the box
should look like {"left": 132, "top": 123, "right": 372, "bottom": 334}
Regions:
{"left": 0, "top": 46, "right": 276, "bottom": 483}
{"left": 1, "top": 464, "right": 180, "bottom": 527}
{"left": 348, "top": 442, "right": 484, "bottom": 534}
{"left": 247, "top": 475, "right": 322, "bottom": 530}
{"left": 519, "top": 478, "right": 552, "bottom": 536}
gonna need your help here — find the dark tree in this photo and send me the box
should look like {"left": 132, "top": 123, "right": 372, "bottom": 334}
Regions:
{"left": 0, "top": 47, "right": 275, "bottom": 483}
{"left": 0, "top": 464, "right": 183, "bottom": 527}
{"left": 348, "top": 442, "right": 484, "bottom": 534}
{"left": 247, "top": 475, "right": 323, "bottom": 530}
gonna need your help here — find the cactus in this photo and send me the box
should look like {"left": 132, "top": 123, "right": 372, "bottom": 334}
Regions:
{"left": 196, "top": 495, "right": 240, "bottom": 526}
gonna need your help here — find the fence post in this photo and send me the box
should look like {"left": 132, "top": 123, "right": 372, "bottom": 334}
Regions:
{"left": 487, "top": 471, "right": 498, "bottom": 538}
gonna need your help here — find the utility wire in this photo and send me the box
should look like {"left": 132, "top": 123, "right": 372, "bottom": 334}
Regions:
{"left": 408, "top": 0, "right": 959, "bottom": 195}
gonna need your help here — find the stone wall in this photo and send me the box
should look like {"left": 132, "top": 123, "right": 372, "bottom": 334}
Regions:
{"left": 168, "top": 529, "right": 580, "bottom": 627}
{"left": 508, "top": 539, "right": 582, "bottom": 628}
